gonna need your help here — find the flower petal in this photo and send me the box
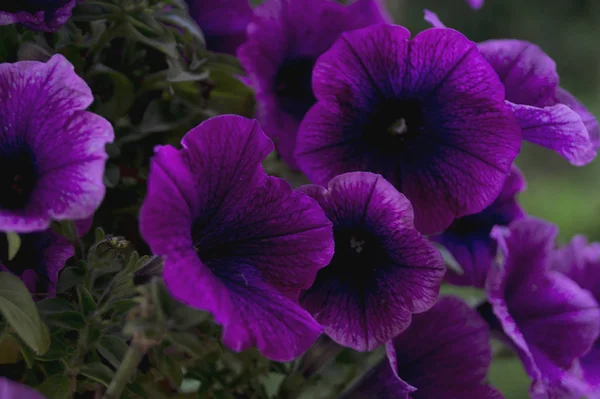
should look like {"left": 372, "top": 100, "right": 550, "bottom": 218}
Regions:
{"left": 509, "top": 101, "right": 595, "bottom": 166}
{"left": 478, "top": 40, "right": 558, "bottom": 108}
{"left": 0, "top": 378, "right": 45, "bottom": 399}
{"left": 556, "top": 87, "right": 600, "bottom": 152}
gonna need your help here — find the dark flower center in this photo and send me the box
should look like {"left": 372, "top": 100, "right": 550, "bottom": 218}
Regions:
{"left": 274, "top": 57, "right": 317, "bottom": 121}
{"left": 0, "top": 0, "right": 67, "bottom": 13}
{"left": 363, "top": 100, "right": 425, "bottom": 153}
{"left": 312, "top": 228, "right": 387, "bottom": 292}
{"left": 0, "top": 232, "right": 50, "bottom": 291}
{"left": 0, "top": 141, "right": 38, "bottom": 210}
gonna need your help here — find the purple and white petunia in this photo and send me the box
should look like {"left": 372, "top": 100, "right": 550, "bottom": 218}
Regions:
{"left": 0, "top": 377, "right": 45, "bottom": 399}
{"left": 139, "top": 115, "right": 334, "bottom": 362}
{"left": 344, "top": 297, "right": 502, "bottom": 399}
{"left": 550, "top": 236, "right": 600, "bottom": 397}
{"left": 299, "top": 172, "right": 445, "bottom": 351}
{"left": 487, "top": 218, "right": 600, "bottom": 398}
{"left": 295, "top": 24, "right": 522, "bottom": 234}
{"left": 237, "top": 0, "right": 390, "bottom": 170}
{"left": 186, "top": 0, "right": 254, "bottom": 54}
{"left": 424, "top": 11, "right": 599, "bottom": 166}
{"left": 0, "top": 54, "right": 114, "bottom": 233}
{"left": 432, "top": 165, "right": 526, "bottom": 288}
{"left": 0, "top": 0, "right": 75, "bottom": 32}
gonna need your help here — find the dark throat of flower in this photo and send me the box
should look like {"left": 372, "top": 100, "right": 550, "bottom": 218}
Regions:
{"left": 274, "top": 57, "right": 317, "bottom": 121}
{"left": 321, "top": 229, "right": 388, "bottom": 289}
{"left": 0, "top": 142, "right": 38, "bottom": 210}
{"left": 364, "top": 100, "right": 425, "bottom": 153}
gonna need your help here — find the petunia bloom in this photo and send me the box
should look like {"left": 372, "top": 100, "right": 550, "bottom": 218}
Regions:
{"left": 0, "top": 54, "right": 114, "bottom": 233}
{"left": 237, "top": 0, "right": 390, "bottom": 170}
{"left": 300, "top": 172, "right": 445, "bottom": 351}
{"left": 424, "top": 11, "right": 599, "bottom": 166}
{"left": 0, "top": 378, "right": 45, "bottom": 399}
{"left": 186, "top": 0, "right": 254, "bottom": 54}
{"left": 139, "top": 115, "right": 334, "bottom": 362}
{"left": 466, "top": 0, "right": 484, "bottom": 9}
{"left": 550, "top": 236, "right": 600, "bottom": 397}
{"left": 295, "top": 24, "right": 522, "bottom": 234}
{"left": 432, "top": 166, "right": 526, "bottom": 288}
{"left": 0, "top": 219, "right": 90, "bottom": 296}
{"left": 344, "top": 297, "right": 502, "bottom": 399}
{"left": 0, "top": 0, "right": 75, "bottom": 32}
{"left": 487, "top": 218, "right": 600, "bottom": 398}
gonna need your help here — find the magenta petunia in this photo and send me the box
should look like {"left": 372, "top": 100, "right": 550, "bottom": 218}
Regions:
{"left": 344, "top": 297, "right": 502, "bottom": 399}
{"left": 299, "top": 172, "right": 445, "bottom": 351}
{"left": 424, "top": 11, "right": 599, "bottom": 166}
{"left": 237, "top": 0, "right": 390, "bottom": 170}
{"left": 550, "top": 236, "right": 600, "bottom": 397}
{"left": 487, "top": 218, "right": 600, "bottom": 398}
{"left": 0, "top": 378, "right": 45, "bottom": 399}
{"left": 466, "top": 0, "right": 484, "bottom": 9}
{"left": 0, "top": 55, "right": 114, "bottom": 233}
{"left": 186, "top": 0, "right": 254, "bottom": 54}
{"left": 295, "top": 24, "right": 522, "bottom": 234}
{"left": 139, "top": 115, "right": 334, "bottom": 362}
{"left": 0, "top": 0, "right": 75, "bottom": 32}
{"left": 432, "top": 165, "right": 526, "bottom": 288}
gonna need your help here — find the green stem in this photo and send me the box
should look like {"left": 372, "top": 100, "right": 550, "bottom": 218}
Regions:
{"left": 103, "top": 340, "right": 146, "bottom": 399}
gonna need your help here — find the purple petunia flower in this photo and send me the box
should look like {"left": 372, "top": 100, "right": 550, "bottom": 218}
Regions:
{"left": 432, "top": 165, "right": 526, "bottom": 288}
{"left": 0, "top": 54, "right": 114, "bottom": 233}
{"left": 425, "top": 11, "right": 599, "bottom": 166}
{"left": 237, "top": 0, "right": 390, "bottom": 170}
{"left": 0, "top": 377, "right": 45, "bottom": 399}
{"left": 186, "top": 0, "right": 254, "bottom": 54}
{"left": 0, "top": 0, "right": 75, "bottom": 32}
{"left": 295, "top": 24, "right": 522, "bottom": 234}
{"left": 466, "top": 0, "right": 484, "bottom": 9}
{"left": 344, "top": 297, "right": 502, "bottom": 399}
{"left": 0, "top": 219, "right": 90, "bottom": 296}
{"left": 550, "top": 236, "right": 600, "bottom": 397}
{"left": 139, "top": 115, "right": 334, "bottom": 362}
{"left": 487, "top": 218, "right": 600, "bottom": 398}
{"left": 299, "top": 172, "right": 445, "bottom": 351}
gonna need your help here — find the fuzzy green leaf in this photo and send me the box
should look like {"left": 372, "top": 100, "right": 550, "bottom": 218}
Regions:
{"left": 0, "top": 273, "right": 50, "bottom": 354}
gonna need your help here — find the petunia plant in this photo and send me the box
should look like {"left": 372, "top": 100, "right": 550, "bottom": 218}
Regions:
{"left": 0, "top": 1, "right": 599, "bottom": 399}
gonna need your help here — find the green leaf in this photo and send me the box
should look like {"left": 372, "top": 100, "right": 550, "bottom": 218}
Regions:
{"left": 0, "top": 272, "right": 50, "bottom": 354}
{"left": 79, "top": 362, "right": 115, "bottom": 387}
{"left": 37, "top": 297, "right": 85, "bottom": 330}
{"left": 0, "top": 334, "right": 22, "bottom": 364}
{"left": 6, "top": 232, "right": 21, "bottom": 261}
{"left": 36, "top": 375, "right": 70, "bottom": 399}
{"left": 95, "top": 227, "right": 106, "bottom": 242}
{"left": 165, "top": 332, "right": 219, "bottom": 359}
{"left": 77, "top": 285, "right": 97, "bottom": 315}
{"left": 152, "top": 348, "right": 183, "bottom": 387}
{"left": 97, "top": 335, "right": 129, "bottom": 369}
{"left": 88, "top": 64, "right": 135, "bottom": 120}
{"left": 432, "top": 242, "right": 464, "bottom": 276}
{"left": 439, "top": 285, "right": 487, "bottom": 306}
{"left": 103, "top": 299, "right": 137, "bottom": 317}
{"left": 57, "top": 266, "right": 86, "bottom": 292}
